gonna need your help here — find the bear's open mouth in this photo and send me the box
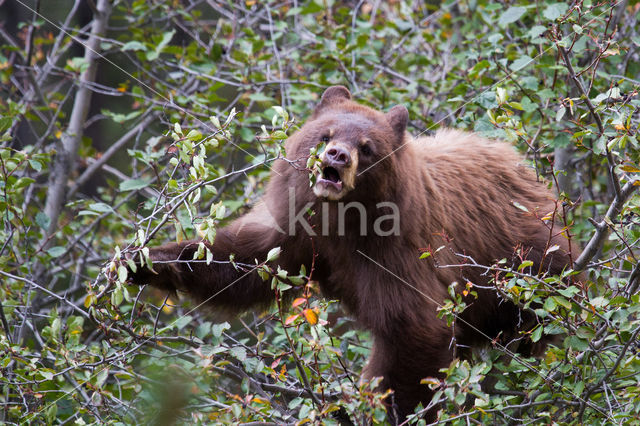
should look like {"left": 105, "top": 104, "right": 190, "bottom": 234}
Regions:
{"left": 322, "top": 166, "right": 341, "bottom": 184}
{"left": 316, "top": 166, "right": 343, "bottom": 192}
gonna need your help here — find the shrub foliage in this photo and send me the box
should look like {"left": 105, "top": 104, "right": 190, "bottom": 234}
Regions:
{"left": 1, "top": 0, "right": 639, "bottom": 423}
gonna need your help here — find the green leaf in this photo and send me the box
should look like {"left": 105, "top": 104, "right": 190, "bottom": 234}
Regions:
{"left": 126, "top": 258, "right": 137, "bottom": 273}
{"left": 46, "top": 403, "right": 57, "bottom": 424}
{"left": 512, "top": 200, "right": 529, "bottom": 212}
{"left": 266, "top": 246, "right": 281, "bottom": 262}
{"left": 28, "top": 159, "right": 42, "bottom": 172}
{"left": 14, "top": 177, "right": 34, "bottom": 190}
{"left": 95, "top": 368, "right": 109, "bottom": 388}
{"left": 89, "top": 202, "right": 113, "bottom": 213}
{"left": 277, "top": 281, "right": 292, "bottom": 291}
{"left": 0, "top": 117, "right": 11, "bottom": 133}
{"left": 552, "top": 296, "right": 571, "bottom": 310}
{"left": 557, "top": 286, "right": 580, "bottom": 298}
{"left": 36, "top": 212, "right": 50, "bottom": 230}
{"left": 40, "top": 370, "right": 54, "bottom": 381}
{"left": 65, "top": 56, "right": 89, "bottom": 73}
{"left": 510, "top": 56, "right": 533, "bottom": 72}
{"left": 531, "top": 325, "right": 543, "bottom": 342}
{"left": 271, "top": 130, "right": 288, "bottom": 140}
{"left": 544, "top": 297, "right": 557, "bottom": 311}
{"left": 215, "top": 204, "right": 226, "bottom": 220}
{"left": 230, "top": 346, "right": 247, "bottom": 361}
{"left": 528, "top": 25, "right": 547, "bottom": 39}
{"left": 146, "top": 30, "right": 175, "bottom": 60}
{"left": 520, "top": 97, "right": 538, "bottom": 113}
{"left": 173, "top": 315, "right": 193, "bottom": 330}
{"left": 211, "top": 322, "right": 230, "bottom": 338}
{"left": 47, "top": 246, "right": 65, "bottom": 258}
{"left": 565, "top": 335, "right": 589, "bottom": 351}
{"left": 119, "top": 178, "right": 151, "bottom": 191}
{"left": 553, "top": 133, "right": 571, "bottom": 148}
{"left": 498, "top": 7, "right": 526, "bottom": 27}
{"left": 122, "top": 41, "right": 147, "bottom": 51}
{"left": 543, "top": 3, "right": 569, "bottom": 21}
{"left": 249, "top": 93, "right": 273, "bottom": 102}
{"left": 111, "top": 286, "right": 123, "bottom": 306}
{"left": 575, "top": 326, "right": 595, "bottom": 339}
{"left": 101, "top": 109, "right": 142, "bottom": 124}
{"left": 518, "top": 260, "right": 534, "bottom": 270}
{"left": 186, "top": 129, "right": 202, "bottom": 141}
{"left": 117, "top": 265, "right": 128, "bottom": 283}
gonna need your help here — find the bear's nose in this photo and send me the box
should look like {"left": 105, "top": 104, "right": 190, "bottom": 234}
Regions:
{"left": 325, "top": 145, "right": 351, "bottom": 166}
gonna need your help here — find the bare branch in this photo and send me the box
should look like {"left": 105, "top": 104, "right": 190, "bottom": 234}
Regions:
{"left": 557, "top": 44, "right": 622, "bottom": 199}
{"left": 574, "top": 178, "right": 640, "bottom": 270}
{"left": 41, "top": 0, "right": 112, "bottom": 244}
{"left": 68, "top": 111, "right": 161, "bottom": 198}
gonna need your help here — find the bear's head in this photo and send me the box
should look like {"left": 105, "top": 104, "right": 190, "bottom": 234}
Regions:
{"left": 301, "top": 86, "right": 409, "bottom": 201}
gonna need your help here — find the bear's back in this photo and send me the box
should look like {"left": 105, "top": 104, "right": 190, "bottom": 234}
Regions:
{"left": 408, "top": 129, "right": 563, "bottom": 267}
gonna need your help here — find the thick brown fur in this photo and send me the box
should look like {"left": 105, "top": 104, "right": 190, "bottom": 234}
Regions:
{"left": 128, "top": 86, "right": 576, "bottom": 422}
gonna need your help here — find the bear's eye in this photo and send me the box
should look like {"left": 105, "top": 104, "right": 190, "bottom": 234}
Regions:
{"left": 321, "top": 135, "right": 330, "bottom": 142}
{"left": 360, "top": 144, "right": 372, "bottom": 156}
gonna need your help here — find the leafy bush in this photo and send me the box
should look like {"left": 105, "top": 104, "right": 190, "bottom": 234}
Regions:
{"left": 1, "top": 0, "right": 639, "bottom": 423}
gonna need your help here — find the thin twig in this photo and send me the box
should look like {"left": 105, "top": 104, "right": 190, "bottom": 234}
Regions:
{"left": 557, "top": 44, "right": 622, "bottom": 199}
{"left": 574, "top": 178, "right": 640, "bottom": 270}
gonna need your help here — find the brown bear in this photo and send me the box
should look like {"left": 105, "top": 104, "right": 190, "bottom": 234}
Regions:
{"left": 128, "top": 86, "right": 576, "bottom": 422}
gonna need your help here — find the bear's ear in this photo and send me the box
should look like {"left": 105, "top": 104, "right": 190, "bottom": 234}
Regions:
{"left": 312, "top": 86, "right": 351, "bottom": 118}
{"left": 321, "top": 85, "right": 351, "bottom": 103}
{"left": 317, "top": 86, "right": 351, "bottom": 109}
{"left": 386, "top": 105, "right": 409, "bottom": 137}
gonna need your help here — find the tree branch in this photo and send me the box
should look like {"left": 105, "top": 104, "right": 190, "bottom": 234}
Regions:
{"left": 557, "top": 44, "right": 622, "bottom": 199}
{"left": 41, "top": 0, "right": 112, "bottom": 244}
{"left": 67, "top": 111, "right": 160, "bottom": 198}
{"left": 574, "top": 178, "right": 639, "bottom": 270}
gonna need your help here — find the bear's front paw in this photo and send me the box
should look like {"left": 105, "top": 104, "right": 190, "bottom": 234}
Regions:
{"left": 125, "top": 251, "right": 183, "bottom": 294}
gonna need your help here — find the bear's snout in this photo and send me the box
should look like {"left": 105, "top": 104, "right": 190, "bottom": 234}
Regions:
{"left": 325, "top": 145, "right": 351, "bottom": 167}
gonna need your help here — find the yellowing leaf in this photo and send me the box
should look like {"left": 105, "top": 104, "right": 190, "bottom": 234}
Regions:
{"left": 303, "top": 309, "right": 318, "bottom": 325}
{"left": 421, "top": 377, "right": 440, "bottom": 385}
{"left": 620, "top": 165, "right": 640, "bottom": 173}
{"left": 292, "top": 297, "right": 306, "bottom": 308}
{"left": 285, "top": 314, "right": 299, "bottom": 325}
{"left": 84, "top": 294, "right": 96, "bottom": 308}
{"left": 603, "top": 47, "right": 620, "bottom": 57}
{"left": 541, "top": 211, "right": 554, "bottom": 221}
{"left": 162, "top": 299, "right": 175, "bottom": 314}
{"left": 419, "top": 251, "right": 431, "bottom": 259}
